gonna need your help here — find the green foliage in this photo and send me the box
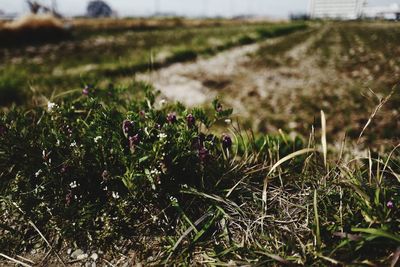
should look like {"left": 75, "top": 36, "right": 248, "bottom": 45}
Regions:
{"left": 256, "top": 23, "right": 308, "bottom": 38}
{"left": 0, "top": 84, "right": 261, "bottom": 252}
{"left": 0, "top": 83, "right": 399, "bottom": 265}
{"left": 0, "top": 68, "right": 28, "bottom": 105}
{"left": 1, "top": 21, "right": 399, "bottom": 265}
{"left": 0, "top": 22, "right": 308, "bottom": 107}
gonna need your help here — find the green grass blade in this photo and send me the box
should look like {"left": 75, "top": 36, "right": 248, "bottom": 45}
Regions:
{"left": 351, "top": 228, "right": 400, "bottom": 243}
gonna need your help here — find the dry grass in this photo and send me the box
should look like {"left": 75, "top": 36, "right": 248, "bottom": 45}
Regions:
{"left": 0, "top": 14, "right": 69, "bottom": 46}
{"left": 3, "top": 14, "right": 64, "bottom": 29}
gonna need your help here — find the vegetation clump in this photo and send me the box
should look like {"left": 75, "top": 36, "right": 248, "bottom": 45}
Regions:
{"left": 0, "top": 84, "right": 399, "bottom": 265}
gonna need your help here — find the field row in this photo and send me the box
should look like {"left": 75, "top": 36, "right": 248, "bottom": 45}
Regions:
{"left": 0, "top": 21, "right": 306, "bottom": 106}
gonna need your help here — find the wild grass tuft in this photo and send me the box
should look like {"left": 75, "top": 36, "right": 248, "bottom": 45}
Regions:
{"left": 0, "top": 84, "right": 399, "bottom": 265}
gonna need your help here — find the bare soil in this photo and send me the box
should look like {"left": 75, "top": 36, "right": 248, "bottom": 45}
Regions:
{"left": 136, "top": 26, "right": 340, "bottom": 113}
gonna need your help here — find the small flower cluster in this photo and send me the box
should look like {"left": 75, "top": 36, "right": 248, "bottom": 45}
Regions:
{"left": 167, "top": 112, "right": 177, "bottom": 124}
{"left": 122, "top": 120, "right": 142, "bottom": 152}
{"left": 47, "top": 101, "right": 58, "bottom": 112}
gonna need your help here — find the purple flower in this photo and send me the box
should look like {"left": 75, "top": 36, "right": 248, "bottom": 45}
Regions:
{"left": 167, "top": 112, "right": 177, "bottom": 123}
{"left": 222, "top": 134, "right": 232, "bottom": 149}
{"left": 139, "top": 110, "right": 146, "bottom": 118}
{"left": 129, "top": 134, "right": 140, "bottom": 151}
{"left": 198, "top": 147, "right": 210, "bottom": 162}
{"left": 387, "top": 201, "right": 394, "bottom": 209}
{"left": 187, "top": 114, "right": 195, "bottom": 128}
{"left": 216, "top": 103, "right": 223, "bottom": 113}
{"left": 82, "top": 85, "right": 90, "bottom": 96}
{"left": 122, "top": 120, "right": 134, "bottom": 137}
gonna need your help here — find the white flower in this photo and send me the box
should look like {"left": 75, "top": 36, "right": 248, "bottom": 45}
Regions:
{"left": 159, "top": 99, "right": 167, "bottom": 106}
{"left": 150, "top": 169, "right": 161, "bottom": 175}
{"left": 35, "top": 169, "right": 42, "bottom": 177}
{"left": 47, "top": 101, "right": 57, "bottom": 112}
{"left": 94, "top": 136, "right": 102, "bottom": 143}
{"left": 70, "top": 141, "right": 77, "bottom": 147}
{"left": 225, "top": 119, "right": 232, "bottom": 124}
{"left": 69, "top": 181, "right": 77, "bottom": 188}
{"left": 157, "top": 133, "right": 167, "bottom": 139}
{"left": 112, "top": 191, "right": 120, "bottom": 199}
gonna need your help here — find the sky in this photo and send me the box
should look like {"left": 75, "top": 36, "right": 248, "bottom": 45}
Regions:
{"left": 0, "top": 0, "right": 399, "bottom": 18}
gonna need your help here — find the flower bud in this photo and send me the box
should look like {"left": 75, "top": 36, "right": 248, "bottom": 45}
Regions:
{"left": 167, "top": 112, "right": 177, "bottom": 124}
{"left": 186, "top": 114, "right": 195, "bottom": 127}
{"left": 222, "top": 134, "right": 232, "bottom": 149}
{"left": 82, "top": 85, "right": 90, "bottom": 96}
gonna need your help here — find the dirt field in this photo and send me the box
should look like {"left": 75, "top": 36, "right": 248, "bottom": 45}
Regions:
{"left": 137, "top": 22, "right": 400, "bottom": 147}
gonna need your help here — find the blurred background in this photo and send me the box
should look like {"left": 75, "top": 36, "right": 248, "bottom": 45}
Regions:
{"left": 0, "top": 0, "right": 399, "bottom": 19}
{"left": 0, "top": 0, "right": 399, "bottom": 146}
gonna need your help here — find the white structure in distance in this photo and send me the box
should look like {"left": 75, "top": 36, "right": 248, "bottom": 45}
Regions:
{"left": 309, "top": 0, "right": 400, "bottom": 20}
{"left": 363, "top": 3, "right": 400, "bottom": 20}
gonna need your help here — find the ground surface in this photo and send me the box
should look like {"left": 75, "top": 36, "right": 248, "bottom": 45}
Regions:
{"left": 138, "top": 22, "right": 400, "bottom": 147}
{"left": 1, "top": 20, "right": 399, "bottom": 266}
{"left": 136, "top": 40, "right": 260, "bottom": 106}
{"left": 1, "top": 20, "right": 299, "bottom": 107}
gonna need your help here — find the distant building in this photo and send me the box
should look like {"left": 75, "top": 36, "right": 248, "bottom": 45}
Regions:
{"left": 309, "top": 0, "right": 366, "bottom": 20}
{"left": 87, "top": 0, "right": 113, "bottom": 18}
{"left": 362, "top": 4, "right": 400, "bottom": 20}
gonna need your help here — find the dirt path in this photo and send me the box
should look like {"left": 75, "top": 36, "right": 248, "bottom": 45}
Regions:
{"left": 136, "top": 25, "right": 344, "bottom": 118}
{"left": 136, "top": 42, "right": 262, "bottom": 106}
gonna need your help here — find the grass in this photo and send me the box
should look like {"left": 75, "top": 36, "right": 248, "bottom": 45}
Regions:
{"left": 0, "top": 85, "right": 399, "bottom": 265}
{"left": 0, "top": 20, "right": 399, "bottom": 266}
{"left": 252, "top": 28, "right": 316, "bottom": 67}
{"left": 0, "top": 20, "right": 306, "bottom": 106}
{"left": 241, "top": 22, "right": 400, "bottom": 148}
{"left": 0, "top": 67, "right": 28, "bottom": 105}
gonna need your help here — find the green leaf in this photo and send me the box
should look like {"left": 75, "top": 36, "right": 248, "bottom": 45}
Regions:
{"left": 138, "top": 156, "right": 149, "bottom": 163}
{"left": 351, "top": 228, "right": 400, "bottom": 243}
